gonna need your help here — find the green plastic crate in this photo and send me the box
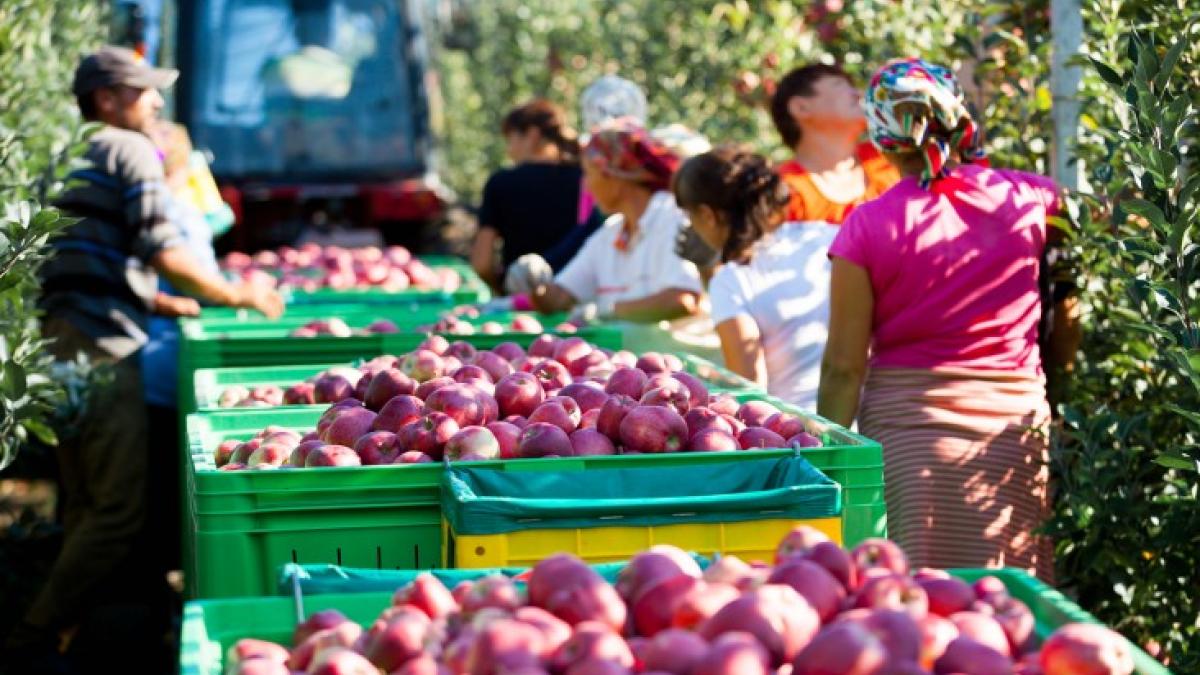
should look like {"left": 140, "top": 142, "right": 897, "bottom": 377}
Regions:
{"left": 179, "top": 567, "right": 1171, "bottom": 675}
{"left": 188, "top": 351, "right": 759, "bottom": 414}
{"left": 182, "top": 386, "right": 883, "bottom": 599}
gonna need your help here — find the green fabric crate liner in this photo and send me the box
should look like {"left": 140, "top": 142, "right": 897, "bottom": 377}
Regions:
{"left": 441, "top": 454, "right": 841, "bottom": 535}
{"left": 274, "top": 554, "right": 709, "bottom": 595}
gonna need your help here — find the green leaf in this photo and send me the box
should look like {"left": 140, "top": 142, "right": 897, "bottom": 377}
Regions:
{"left": 21, "top": 419, "right": 57, "bottom": 446}
{"left": 1164, "top": 404, "right": 1200, "bottom": 428}
{"left": 1088, "top": 58, "right": 1124, "bottom": 89}
{"left": 0, "top": 231, "right": 9, "bottom": 256}
{"left": 2, "top": 360, "right": 27, "bottom": 400}
{"left": 1154, "top": 452, "right": 1197, "bottom": 472}
{"left": 1121, "top": 198, "right": 1167, "bottom": 229}
{"left": 1152, "top": 32, "right": 1188, "bottom": 93}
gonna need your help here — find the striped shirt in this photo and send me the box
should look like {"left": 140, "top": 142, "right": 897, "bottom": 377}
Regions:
{"left": 41, "top": 126, "right": 185, "bottom": 359}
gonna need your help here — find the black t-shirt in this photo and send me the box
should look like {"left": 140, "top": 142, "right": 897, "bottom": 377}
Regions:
{"left": 478, "top": 162, "right": 588, "bottom": 272}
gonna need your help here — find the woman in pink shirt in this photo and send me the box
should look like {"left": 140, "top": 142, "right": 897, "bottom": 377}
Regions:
{"left": 818, "top": 59, "right": 1064, "bottom": 579}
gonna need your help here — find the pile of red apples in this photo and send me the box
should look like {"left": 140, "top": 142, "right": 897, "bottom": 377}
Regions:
{"left": 222, "top": 528, "right": 1135, "bottom": 674}
{"left": 221, "top": 244, "right": 460, "bottom": 293}
{"left": 212, "top": 336, "right": 823, "bottom": 470}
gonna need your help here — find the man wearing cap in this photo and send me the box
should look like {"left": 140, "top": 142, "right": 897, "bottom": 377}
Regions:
{"left": 6, "top": 46, "right": 282, "bottom": 663}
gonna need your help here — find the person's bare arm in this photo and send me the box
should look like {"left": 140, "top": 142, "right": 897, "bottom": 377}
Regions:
{"left": 151, "top": 246, "right": 284, "bottom": 318}
{"left": 817, "top": 258, "right": 874, "bottom": 427}
{"left": 152, "top": 292, "right": 201, "bottom": 318}
{"left": 531, "top": 282, "right": 578, "bottom": 314}
{"left": 716, "top": 315, "right": 768, "bottom": 387}
{"left": 611, "top": 289, "right": 701, "bottom": 323}
{"left": 470, "top": 226, "right": 501, "bottom": 288}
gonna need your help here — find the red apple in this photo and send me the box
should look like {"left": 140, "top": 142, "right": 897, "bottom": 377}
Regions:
{"left": 288, "top": 440, "right": 325, "bottom": 467}
{"left": 361, "top": 606, "right": 435, "bottom": 672}
{"left": 400, "top": 412, "right": 460, "bottom": 460}
{"left": 553, "top": 337, "right": 592, "bottom": 366}
{"left": 418, "top": 334, "right": 450, "bottom": 355}
{"left": 579, "top": 408, "right": 600, "bottom": 430}
{"left": 528, "top": 334, "right": 560, "bottom": 358}
{"left": 528, "top": 396, "right": 581, "bottom": 434}
{"left": 353, "top": 430, "right": 400, "bottom": 465}
{"left": 568, "top": 350, "right": 612, "bottom": 378}
{"left": 533, "top": 359, "right": 572, "bottom": 391}
{"left": 459, "top": 574, "right": 522, "bottom": 615}
{"left": 918, "top": 614, "right": 960, "bottom": 669}
{"left": 473, "top": 351, "right": 515, "bottom": 382}
{"left": 425, "top": 383, "right": 492, "bottom": 427}
{"left": 486, "top": 421, "right": 522, "bottom": 459}
{"left": 619, "top": 405, "right": 688, "bottom": 453}
{"left": 791, "top": 621, "right": 887, "bottom": 675}
{"left": 446, "top": 426, "right": 501, "bottom": 461}
{"left": 993, "top": 596, "right": 1036, "bottom": 655}
{"left": 736, "top": 400, "right": 779, "bottom": 427}
{"left": 322, "top": 407, "right": 377, "bottom": 446}
{"left": 851, "top": 538, "right": 910, "bottom": 576}
{"left": 737, "top": 427, "right": 787, "bottom": 450}
{"left": 693, "top": 631, "right": 771, "bottom": 675}
{"left": 518, "top": 422, "right": 574, "bottom": 458}
{"left": 670, "top": 371, "right": 710, "bottom": 409}
{"left": 545, "top": 579, "right": 627, "bottom": 633}
{"left": 949, "top": 611, "right": 1011, "bottom": 657}
{"left": 570, "top": 428, "right": 616, "bottom": 456}
{"left": 934, "top": 637, "right": 1013, "bottom": 675}
{"left": 918, "top": 576, "right": 976, "bottom": 617}
{"left": 415, "top": 375, "right": 455, "bottom": 400}
{"left": 672, "top": 581, "right": 741, "bottom": 631}
{"left": 514, "top": 606, "right": 572, "bottom": 658}
{"left": 495, "top": 372, "right": 546, "bottom": 418}
{"left": 510, "top": 315, "right": 543, "bottom": 333}
{"left": 284, "top": 382, "right": 317, "bottom": 405}
{"left": 314, "top": 374, "right": 356, "bottom": 404}
{"left": 596, "top": 394, "right": 637, "bottom": 441}
{"left": 635, "top": 352, "right": 669, "bottom": 374}
{"left": 836, "top": 608, "right": 922, "bottom": 664}
{"left": 632, "top": 574, "right": 699, "bottom": 637}
{"left": 768, "top": 559, "right": 845, "bottom": 623}
{"left": 641, "top": 628, "right": 708, "bottom": 675}
{"left": 394, "top": 450, "right": 432, "bottom": 464}
{"left": 774, "top": 524, "right": 832, "bottom": 563}
{"left": 393, "top": 572, "right": 459, "bottom": 619}
{"left": 550, "top": 621, "right": 634, "bottom": 672}
{"left": 1039, "top": 623, "right": 1133, "bottom": 675}
{"left": 707, "top": 394, "right": 740, "bottom": 417}
{"left": 560, "top": 382, "right": 609, "bottom": 413}
{"left": 802, "top": 540, "right": 858, "bottom": 592}
{"left": 305, "top": 444, "right": 362, "bottom": 467}
{"left": 640, "top": 384, "right": 690, "bottom": 416}
{"left": 604, "top": 367, "right": 648, "bottom": 399}
{"left": 788, "top": 432, "right": 824, "bottom": 449}
{"left": 698, "top": 584, "right": 820, "bottom": 666}
{"left": 764, "top": 412, "right": 805, "bottom": 439}
{"left": 290, "top": 621, "right": 361, "bottom": 670}
{"left": 401, "top": 349, "right": 445, "bottom": 382}
{"left": 683, "top": 407, "right": 733, "bottom": 439}
{"left": 854, "top": 573, "right": 929, "bottom": 619}
{"left": 372, "top": 394, "right": 426, "bottom": 433}
{"left": 492, "top": 342, "right": 526, "bottom": 362}
{"left": 214, "top": 439, "right": 240, "bottom": 466}
{"left": 686, "top": 428, "right": 740, "bottom": 452}
{"left": 616, "top": 545, "right": 702, "bottom": 603}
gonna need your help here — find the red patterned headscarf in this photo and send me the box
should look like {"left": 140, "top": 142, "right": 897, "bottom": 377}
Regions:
{"left": 865, "top": 58, "right": 986, "bottom": 188}
{"left": 583, "top": 117, "right": 681, "bottom": 193}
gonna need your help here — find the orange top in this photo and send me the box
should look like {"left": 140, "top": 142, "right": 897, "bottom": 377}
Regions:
{"left": 777, "top": 143, "right": 901, "bottom": 225}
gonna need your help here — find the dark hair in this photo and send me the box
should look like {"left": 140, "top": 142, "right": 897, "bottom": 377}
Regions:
{"left": 501, "top": 98, "right": 580, "bottom": 162}
{"left": 77, "top": 91, "right": 100, "bottom": 121}
{"left": 769, "top": 64, "right": 853, "bottom": 149}
{"left": 673, "top": 146, "right": 791, "bottom": 264}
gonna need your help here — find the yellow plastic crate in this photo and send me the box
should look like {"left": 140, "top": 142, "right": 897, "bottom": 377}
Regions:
{"left": 443, "top": 516, "right": 843, "bottom": 568}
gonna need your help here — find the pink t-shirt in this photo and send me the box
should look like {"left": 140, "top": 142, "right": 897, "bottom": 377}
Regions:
{"left": 828, "top": 165, "right": 1058, "bottom": 373}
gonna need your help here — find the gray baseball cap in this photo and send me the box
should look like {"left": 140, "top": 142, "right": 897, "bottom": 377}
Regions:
{"left": 72, "top": 45, "right": 178, "bottom": 97}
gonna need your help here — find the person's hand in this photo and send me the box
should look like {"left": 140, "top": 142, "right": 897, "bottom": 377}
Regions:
{"left": 236, "top": 282, "right": 285, "bottom": 319}
{"left": 504, "top": 254, "right": 554, "bottom": 297}
{"left": 675, "top": 222, "right": 720, "bottom": 269}
{"left": 152, "top": 292, "right": 201, "bottom": 318}
{"left": 567, "top": 296, "right": 615, "bottom": 325}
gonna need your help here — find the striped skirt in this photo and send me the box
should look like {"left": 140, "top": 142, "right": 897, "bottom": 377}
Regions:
{"left": 858, "top": 367, "right": 1054, "bottom": 581}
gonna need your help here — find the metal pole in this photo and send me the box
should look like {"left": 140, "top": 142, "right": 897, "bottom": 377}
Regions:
{"left": 1050, "top": 0, "right": 1084, "bottom": 190}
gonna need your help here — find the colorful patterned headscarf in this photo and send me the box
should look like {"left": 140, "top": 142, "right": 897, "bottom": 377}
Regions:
{"left": 865, "top": 58, "right": 986, "bottom": 187}
{"left": 584, "top": 117, "right": 681, "bottom": 193}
